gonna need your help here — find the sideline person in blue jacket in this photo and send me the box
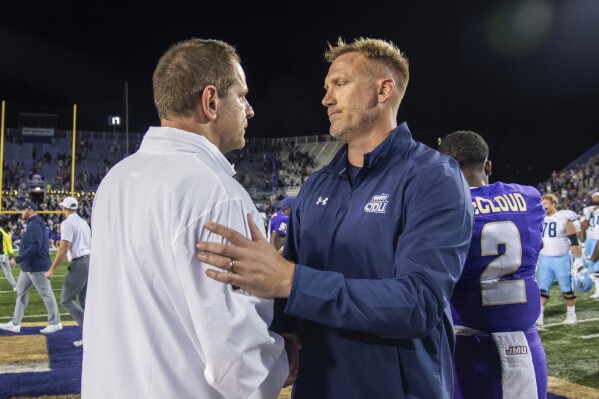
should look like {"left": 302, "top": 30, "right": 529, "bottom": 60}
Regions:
{"left": 0, "top": 201, "right": 62, "bottom": 334}
{"left": 198, "top": 38, "right": 474, "bottom": 398}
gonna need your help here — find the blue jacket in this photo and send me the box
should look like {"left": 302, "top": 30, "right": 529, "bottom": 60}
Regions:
{"left": 15, "top": 215, "right": 51, "bottom": 272}
{"left": 278, "top": 123, "right": 474, "bottom": 398}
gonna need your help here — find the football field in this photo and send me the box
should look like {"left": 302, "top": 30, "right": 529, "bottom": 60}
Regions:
{"left": 1, "top": 254, "right": 597, "bottom": 398}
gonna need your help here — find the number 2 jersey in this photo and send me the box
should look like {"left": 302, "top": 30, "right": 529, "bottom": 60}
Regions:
{"left": 451, "top": 182, "right": 544, "bottom": 332}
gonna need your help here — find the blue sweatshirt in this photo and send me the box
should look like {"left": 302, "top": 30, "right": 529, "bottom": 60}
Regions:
{"left": 278, "top": 123, "right": 474, "bottom": 398}
{"left": 15, "top": 215, "right": 51, "bottom": 272}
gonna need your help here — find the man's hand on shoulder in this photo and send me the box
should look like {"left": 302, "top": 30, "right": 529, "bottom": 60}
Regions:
{"left": 197, "top": 214, "right": 295, "bottom": 298}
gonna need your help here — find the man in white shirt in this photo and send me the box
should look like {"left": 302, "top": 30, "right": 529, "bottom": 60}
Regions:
{"left": 81, "top": 38, "right": 294, "bottom": 399}
{"left": 45, "top": 196, "right": 91, "bottom": 347}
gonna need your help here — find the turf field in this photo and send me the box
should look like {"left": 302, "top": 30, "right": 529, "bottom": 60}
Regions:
{"left": 1, "top": 253, "right": 598, "bottom": 398}
{"left": 0, "top": 256, "right": 73, "bottom": 325}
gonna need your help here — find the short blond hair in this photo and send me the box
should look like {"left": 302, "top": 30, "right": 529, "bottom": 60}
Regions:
{"left": 153, "top": 38, "right": 241, "bottom": 120}
{"left": 324, "top": 37, "right": 409, "bottom": 108}
{"left": 542, "top": 194, "right": 559, "bottom": 206}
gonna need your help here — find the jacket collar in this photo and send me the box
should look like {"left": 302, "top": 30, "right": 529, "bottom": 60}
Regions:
{"left": 139, "top": 127, "right": 236, "bottom": 176}
{"left": 324, "top": 122, "right": 413, "bottom": 174}
{"left": 25, "top": 215, "right": 39, "bottom": 225}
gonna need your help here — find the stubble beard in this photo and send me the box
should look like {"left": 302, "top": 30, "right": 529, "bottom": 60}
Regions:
{"left": 329, "top": 108, "right": 377, "bottom": 143}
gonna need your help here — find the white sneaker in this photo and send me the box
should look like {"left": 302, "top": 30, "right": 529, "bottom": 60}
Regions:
{"left": 0, "top": 321, "right": 21, "bottom": 333}
{"left": 563, "top": 314, "right": 577, "bottom": 325}
{"left": 73, "top": 340, "right": 83, "bottom": 347}
{"left": 535, "top": 314, "right": 544, "bottom": 326}
{"left": 590, "top": 292, "right": 599, "bottom": 299}
{"left": 40, "top": 323, "right": 63, "bottom": 334}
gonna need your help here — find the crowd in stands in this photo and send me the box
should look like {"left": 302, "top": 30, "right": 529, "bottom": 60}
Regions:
{"left": 2, "top": 131, "right": 597, "bottom": 247}
{"left": 2, "top": 137, "right": 142, "bottom": 194}
{"left": 225, "top": 138, "right": 319, "bottom": 214}
{"left": 538, "top": 154, "right": 599, "bottom": 213}
{"left": 1, "top": 192, "right": 94, "bottom": 251}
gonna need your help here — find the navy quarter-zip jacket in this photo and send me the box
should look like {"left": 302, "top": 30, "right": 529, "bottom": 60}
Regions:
{"left": 279, "top": 123, "right": 474, "bottom": 398}
{"left": 15, "top": 215, "right": 51, "bottom": 272}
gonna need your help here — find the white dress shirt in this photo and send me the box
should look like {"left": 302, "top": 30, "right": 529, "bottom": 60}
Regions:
{"left": 82, "top": 127, "right": 288, "bottom": 399}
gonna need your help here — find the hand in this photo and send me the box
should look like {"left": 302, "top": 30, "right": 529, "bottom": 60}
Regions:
{"left": 9, "top": 258, "right": 16, "bottom": 268}
{"left": 282, "top": 333, "right": 301, "bottom": 387}
{"left": 45, "top": 270, "right": 53, "bottom": 280}
{"left": 573, "top": 258, "right": 584, "bottom": 274}
{"left": 197, "top": 214, "right": 295, "bottom": 298}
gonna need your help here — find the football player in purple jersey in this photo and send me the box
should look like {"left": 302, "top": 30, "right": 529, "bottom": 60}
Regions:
{"left": 269, "top": 196, "right": 295, "bottom": 250}
{"left": 439, "top": 131, "right": 548, "bottom": 399}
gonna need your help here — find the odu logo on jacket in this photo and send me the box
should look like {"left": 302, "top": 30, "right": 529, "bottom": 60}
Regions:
{"left": 364, "top": 193, "right": 389, "bottom": 213}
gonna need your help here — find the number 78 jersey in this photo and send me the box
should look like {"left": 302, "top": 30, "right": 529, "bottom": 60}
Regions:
{"left": 451, "top": 182, "right": 544, "bottom": 332}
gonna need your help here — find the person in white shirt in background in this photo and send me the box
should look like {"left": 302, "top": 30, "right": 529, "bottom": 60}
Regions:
{"left": 45, "top": 196, "right": 91, "bottom": 347}
{"left": 581, "top": 191, "right": 599, "bottom": 298}
{"left": 81, "top": 38, "right": 296, "bottom": 399}
{"left": 536, "top": 194, "right": 583, "bottom": 325}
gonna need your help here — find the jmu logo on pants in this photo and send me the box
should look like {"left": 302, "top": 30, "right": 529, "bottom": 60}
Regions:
{"left": 364, "top": 193, "right": 389, "bottom": 214}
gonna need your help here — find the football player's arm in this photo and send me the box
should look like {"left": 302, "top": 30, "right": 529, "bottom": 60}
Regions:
{"left": 284, "top": 163, "right": 474, "bottom": 339}
{"left": 271, "top": 232, "right": 285, "bottom": 250}
{"left": 581, "top": 217, "right": 589, "bottom": 232}
{"left": 176, "top": 200, "right": 288, "bottom": 399}
{"left": 566, "top": 220, "right": 581, "bottom": 258}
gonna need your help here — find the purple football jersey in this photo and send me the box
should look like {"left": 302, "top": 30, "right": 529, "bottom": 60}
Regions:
{"left": 269, "top": 211, "right": 290, "bottom": 237}
{"left": 451, "top": 182, "right": 544, "bottom": 332}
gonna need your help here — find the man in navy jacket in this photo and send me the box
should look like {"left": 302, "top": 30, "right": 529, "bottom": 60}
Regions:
{"left": 198, "top": 38, "right": 473, "bottom": 398}
{"left": 0, "top": 201, "right": 62, "bottom": 334}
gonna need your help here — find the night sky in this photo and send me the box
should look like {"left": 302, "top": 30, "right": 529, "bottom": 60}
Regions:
{"left": 1, "top": 1, "right": 598, "bottom": 186}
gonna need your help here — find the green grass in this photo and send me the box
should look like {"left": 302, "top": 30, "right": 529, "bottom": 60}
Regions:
{"left": 1, "top": 255, "right": 598, "bottom": 392}
{"left": 0, "top": 252, "right": 73, "bottom": 324}
{"left": 539, "top": 284, "right": 599, "bottom": 390}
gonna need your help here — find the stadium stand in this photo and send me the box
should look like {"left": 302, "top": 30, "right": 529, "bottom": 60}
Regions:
{"left": 3, "top": 126, "right": 596, "bottom": 239}
{"left": 538, "top": 152, "right": 599, "bottom": 213}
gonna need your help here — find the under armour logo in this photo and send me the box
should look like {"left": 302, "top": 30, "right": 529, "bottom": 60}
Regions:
{"left": 316, "top": 197, "right": 329, "bottom": 205}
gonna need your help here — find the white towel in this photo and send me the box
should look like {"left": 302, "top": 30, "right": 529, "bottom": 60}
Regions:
{"left": 491, "top": 331, "right": 538, "bottom": 399}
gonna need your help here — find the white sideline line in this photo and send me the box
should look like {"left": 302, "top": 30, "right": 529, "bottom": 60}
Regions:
{"left": 0, "top": 288, "right": 62, "bottom": 294}
{"left": 537, "top": 317, "right": 599, "bottom": 330}
{"left": 580, "top": 333, "right": 599, "bottom": 339}
{"left": 0, "top": 274, "right": 65, "bottom": 280}
{"left": 0, "top": 312, "right": 69, "bottom": 320}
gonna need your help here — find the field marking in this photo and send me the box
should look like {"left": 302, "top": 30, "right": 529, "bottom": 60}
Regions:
{"left": 548, "top": 376, "right": 599, "bottom": 399}
{"left": 580, "top": 333, "right": 599, "bottom": 339}
{"left": 0, "top": 288, "right": 62, "bottom": 294}
{"left": 537, "top": 317, "right": 599, "bottom": 330}
{"left": 0, "top": 274, "right": 65, "bottom": 280}
{"left": 0, "top": 313, "right": 70, "bottom": 321}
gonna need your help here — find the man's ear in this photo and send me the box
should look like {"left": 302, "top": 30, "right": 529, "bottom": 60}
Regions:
{"left": 200, "top": 85, "right": 218, "bottom": 121}
{"left": 485, "top": 160, "right": 492, "bottom": 177}
{"left": 377, "top": 78, "right": 395, "bottom": 103}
